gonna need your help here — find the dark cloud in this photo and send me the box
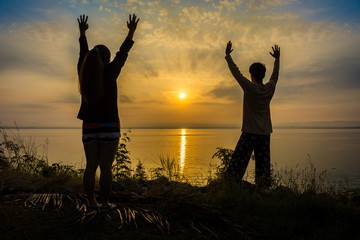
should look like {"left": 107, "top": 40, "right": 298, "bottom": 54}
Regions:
{"left": 206, "top": 83, "right": 243, "bottom": 102}
{"left": 188, "top": 48, "right": 224, "bottom": 73}
{"left": 53, "top": 93, "right": 80, "bottom": 104}
{"left": 281, "top": 55, "right": 360, "bottom": 89}
{"left": 128, "top": 56, "right": 160, "bottom": 80}
{"left": 0, "top": 50, "right": 28, "bottom": 72}
{"left": 0, "top": 42, "right": 72, "bottom": 78}
{"left": 16, "top": 103, "right": 59, "bottom": 111}
{"left": 325, "top": 57, "right": 360, "bottom": 88}
{"left": 119, "top": 95, "right": 135, "bottom": 103}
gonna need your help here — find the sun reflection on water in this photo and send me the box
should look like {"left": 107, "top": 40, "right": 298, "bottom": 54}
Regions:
{"left": 180, "top": 129, "right": 186, "bottom": 173}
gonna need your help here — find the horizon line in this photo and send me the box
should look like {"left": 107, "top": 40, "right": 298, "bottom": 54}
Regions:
{"left": 2, "top": 126, "right": 360, "bottom": 130}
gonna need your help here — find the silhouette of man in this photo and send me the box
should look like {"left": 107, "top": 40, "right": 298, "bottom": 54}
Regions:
{"left": 225, "top": 41, "right": 280, "bottom": 188}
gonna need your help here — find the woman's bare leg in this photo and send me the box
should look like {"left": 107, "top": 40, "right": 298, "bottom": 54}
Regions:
{"left": 98, "top": 140, "right": 119, "bottom": 206}
{"left": 83, "top": 141, "right": 100, "bottom": 208}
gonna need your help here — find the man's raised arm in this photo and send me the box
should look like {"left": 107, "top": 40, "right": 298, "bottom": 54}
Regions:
{"left": 225, "top": 41, "right": 254, "bottom": 92}
{"left": 268, "top": 44, "right": 280, "bottom": 89}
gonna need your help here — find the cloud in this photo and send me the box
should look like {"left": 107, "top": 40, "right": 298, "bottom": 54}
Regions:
{"left": 252, "top": 12, "right": 299, "bottom": 20}
{"left": 127, "top": 0, "right": 145, "bottom": 6}
{"left": 219, "top": 0, "right": 243, "bottom": 12}
{"left": 0, "top": 20, "right": 75, "bottom": 78}
{"left": 212, "top": 0, "right": 295, "bottom": 12}
{"left": 140, "top": 21, "right": 153, "bottom": 30}
{"left": 247, "top": 0, "right": 296, "bottom": 10}
{"left": 207, "top": 83, "right": 243, "bottom": 102}
{"left": 119, "top": 95, "right": 135, "bottom": 103}
{"left": 1, "top": 0, "right": 360, "bottom": 127}
{"left": 54, "top": 93, "right": 80, "bottom": 104}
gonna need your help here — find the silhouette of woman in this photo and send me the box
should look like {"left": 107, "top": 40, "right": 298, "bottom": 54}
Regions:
{"left": 77, "top": 14, "right": 139, "bottom": 209}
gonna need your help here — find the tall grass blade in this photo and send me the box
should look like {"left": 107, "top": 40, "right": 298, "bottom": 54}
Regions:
{"left": 199, "top": 223, "right": 218, "bottom": 239}
{"left": 189, "top": 220, "right": 202, "bottom": 233}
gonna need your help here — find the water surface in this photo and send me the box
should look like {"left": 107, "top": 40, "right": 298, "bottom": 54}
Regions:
{"left": 6, "top": 128, "right": 360, "bottom": 186}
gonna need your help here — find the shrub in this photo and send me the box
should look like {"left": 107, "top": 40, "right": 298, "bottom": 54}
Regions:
{"left": 0, "top": 126, "right": 82, "bottom": 178}
{"left": 151, "top": 154, "right": 181, "bottom": 182}
{"left": 134, "top": 160, "right": 147, "bottom": 181}
{"left": 113, "top": 130, "right": 133, "bottom": 181}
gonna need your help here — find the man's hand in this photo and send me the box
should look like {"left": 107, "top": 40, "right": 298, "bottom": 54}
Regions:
{"left": 270, "top": 44, "right": 280, "bottom": 59}
{"left": 126, "top": 14, "right": 139, "bottom": 40}
{"left": 226, "top": 41, "right": 233, "bottom": 56}
{"left": 77, "top": 14, "right": 89, "bottom": 36}
{"left": 127, "top": 14, "right": 139, "bottom": 32}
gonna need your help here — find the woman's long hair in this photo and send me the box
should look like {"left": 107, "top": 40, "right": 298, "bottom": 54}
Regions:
{"left": 79, "top": 45, "right": 110, "bottom": 104}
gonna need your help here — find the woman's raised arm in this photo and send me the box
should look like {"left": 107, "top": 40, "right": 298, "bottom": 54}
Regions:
{"left": 77, "top": 15, "right": 89, "bottom": 74}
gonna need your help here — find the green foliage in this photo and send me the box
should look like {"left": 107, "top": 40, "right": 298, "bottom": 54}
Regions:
{"left": 151, "top": 154, "right": 181, "bottom": 182}
{"left": 0, "top": 126, "right": 82, "bottom": 178}
{"left": 0, "top": 127, "right": 49, "bottom": 175}
{"left": 134, "top": 160, "right": 147, "bottom": 181}
{"left": 24, "top": 192, "right": 171, "bottom": 234}
{"left": 211, "top": 147, "right": 234, "bottom": 179}
{"left": 0, "top": 146, "right": 10, "bottom": 169}
{"left": 272, "top": 154, "right": 337, "bottom": 194}
{"left": 211, "top": 147, "right": 341, "bottom": 194}
{"left": 113, "top": 130, "right": 133, "bottom": 181}
{"left": 40, "top": 163, "right": 81, "bottom": 178}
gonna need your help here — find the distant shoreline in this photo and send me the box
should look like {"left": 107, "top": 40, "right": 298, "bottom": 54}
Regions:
{"left": 2, "top": 126, "right": 360, "bottom": 130}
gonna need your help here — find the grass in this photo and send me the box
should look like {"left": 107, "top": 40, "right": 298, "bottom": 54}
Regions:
{"left": 1, "top": 175, "right": 360, "bottom": 239}
{"left": 1, "top": 127, "right": 360, "bottom": 239}
{"left": 1, "top": 170, "right": 360, "bottom": 239}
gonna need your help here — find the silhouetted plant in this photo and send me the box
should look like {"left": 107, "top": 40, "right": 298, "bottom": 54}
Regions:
{"left": 0, "top": 126, "right": 48, "bottom": 175}
{"left": 113, "top": 130, "right": 133, "bottom": 181}
{"left": 273, "top": 154, "right": 335, "bottom": 193}
{"left": 211, "top": 147, "right": 234, "bottom": 179}
{"left": 134, "top": 160, "right": 147, "bottom": 181}
{"left": 0, "top": 146, "right": 10, "bottom": 170}
{"left": 0, "top": 126, "right": 82, "bottom": 178}
{"left": 151, "top": 154, "right": 181, "bottom": 181}
{"left": 25, "top": 192, "right": 171, "bottom": 233}
{"left": 211, "top": 147, "right": 284, "bottom": 189}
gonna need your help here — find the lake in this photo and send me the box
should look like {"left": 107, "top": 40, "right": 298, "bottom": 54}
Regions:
{"left": 4, "top": 128, "right": 360, "bottom": 187}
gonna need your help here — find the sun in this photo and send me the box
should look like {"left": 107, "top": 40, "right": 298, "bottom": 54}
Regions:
{"left": 179, "top": 93, "right": 185, "bottom": 99}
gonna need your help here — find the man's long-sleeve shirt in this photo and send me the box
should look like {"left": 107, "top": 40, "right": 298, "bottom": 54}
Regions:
{"left": 225, "top": 55, "right": 279, "bottom": 135}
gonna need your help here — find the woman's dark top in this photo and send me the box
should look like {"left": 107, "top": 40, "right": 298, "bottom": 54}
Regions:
{"left": 77, "top": 35, "right": 134, "bottom": 123}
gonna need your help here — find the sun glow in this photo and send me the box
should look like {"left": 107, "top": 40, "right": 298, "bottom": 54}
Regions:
{"left": 179, "top": 93, "right": 185, "bottom": 99}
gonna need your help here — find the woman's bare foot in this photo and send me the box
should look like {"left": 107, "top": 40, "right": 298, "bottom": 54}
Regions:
{"left": 88, "top": 197, "right": 100, "bottom": 209}
{"left": 101, "top": 202, "right": 116, "bottom": 209}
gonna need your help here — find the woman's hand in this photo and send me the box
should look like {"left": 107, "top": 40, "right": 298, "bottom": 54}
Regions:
{"left": 77, "top": 14, "right": 89, "bottom": 36}
{"left": 226, "top": 41, "right": 233, "bottom": 56}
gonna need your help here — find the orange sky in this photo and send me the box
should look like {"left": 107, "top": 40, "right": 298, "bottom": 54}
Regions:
{"left": 1, "top": 0, "right": 360, "bottom": 128}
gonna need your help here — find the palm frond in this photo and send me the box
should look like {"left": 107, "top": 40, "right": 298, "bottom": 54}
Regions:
{"left": 24, "top": 190, "right": 249, "bottom": 238}
{"left": 73, "top": 201, "right": 170, "bottom": 232}
{"left": 25, "top": 193, "right": 64, "bottom": 210}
